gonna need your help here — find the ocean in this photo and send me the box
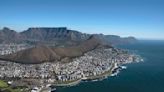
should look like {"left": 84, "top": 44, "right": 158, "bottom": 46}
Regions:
{"left": 55, "top": 40, "right": 164, "bottom": 92}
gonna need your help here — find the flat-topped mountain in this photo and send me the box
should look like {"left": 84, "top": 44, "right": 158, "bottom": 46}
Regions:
{"left": 20, "top": 27, "right": 89, "bottom": 41}
{"left": 0, "top": 27, "right": 89, "bottom": 46}
{"left": 0, "top": 27, "right": 137, "bottom": 45}
{"left": 0, "top": 35, "right": 107, "bottom": 64}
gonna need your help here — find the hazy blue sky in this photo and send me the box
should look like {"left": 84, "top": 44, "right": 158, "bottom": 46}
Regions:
{"left": 0, "top": 0, "right": 164, "bottom": 40}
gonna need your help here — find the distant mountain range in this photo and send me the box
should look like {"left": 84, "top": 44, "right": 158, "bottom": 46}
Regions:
{"left": 0, "top": 27, "right": 137, "bottom": 46}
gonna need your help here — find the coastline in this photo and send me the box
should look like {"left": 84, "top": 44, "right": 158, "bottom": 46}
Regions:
{"left": 52, "top": 63, "right": 121, "bottom": 87}
{"left": 52, "top": 57, "right": 142, "bottom": 88}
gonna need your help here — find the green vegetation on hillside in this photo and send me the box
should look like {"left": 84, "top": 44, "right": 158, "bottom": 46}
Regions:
{"left": 0, "top": 80, "right": 26, "bottom": 92}
{"left": 0, "top": 80, "right": 8, "bottom": 88}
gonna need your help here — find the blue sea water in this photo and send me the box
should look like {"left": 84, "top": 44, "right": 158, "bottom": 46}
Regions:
{"left": 56, "top": 40, "right": 164, "bottom": 92}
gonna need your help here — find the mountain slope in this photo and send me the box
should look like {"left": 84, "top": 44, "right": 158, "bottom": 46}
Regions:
{"left": 93, "top": 34, "right": 137, "bottom": 45}
{"left": 53, "top": 35, "right": 102, "bottom": 57}
{"left": 0, "top": 35, "right": 106, "bottom": 64}
{"left": 0, "top": 45, "right": 60, "bottom": 64}
{"left": 0, "top": 27, "right": 22, "bottom": 43}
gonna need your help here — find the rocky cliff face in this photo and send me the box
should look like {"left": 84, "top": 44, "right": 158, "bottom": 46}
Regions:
{"left": 20, "top": 27, "right": 89, "bottom": 42}
{"left": 0, "top": 27, "right": 90, "bottom": 46}
{"left": 0, "top": 27, "right": 137, "bottom": 45}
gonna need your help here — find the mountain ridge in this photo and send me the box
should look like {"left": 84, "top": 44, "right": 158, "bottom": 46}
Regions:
{"left": 0, "top": 27, "right": 137, "bottom": 45}
{"left": 0, "top": 35, "right": 106, "bottom": 64}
